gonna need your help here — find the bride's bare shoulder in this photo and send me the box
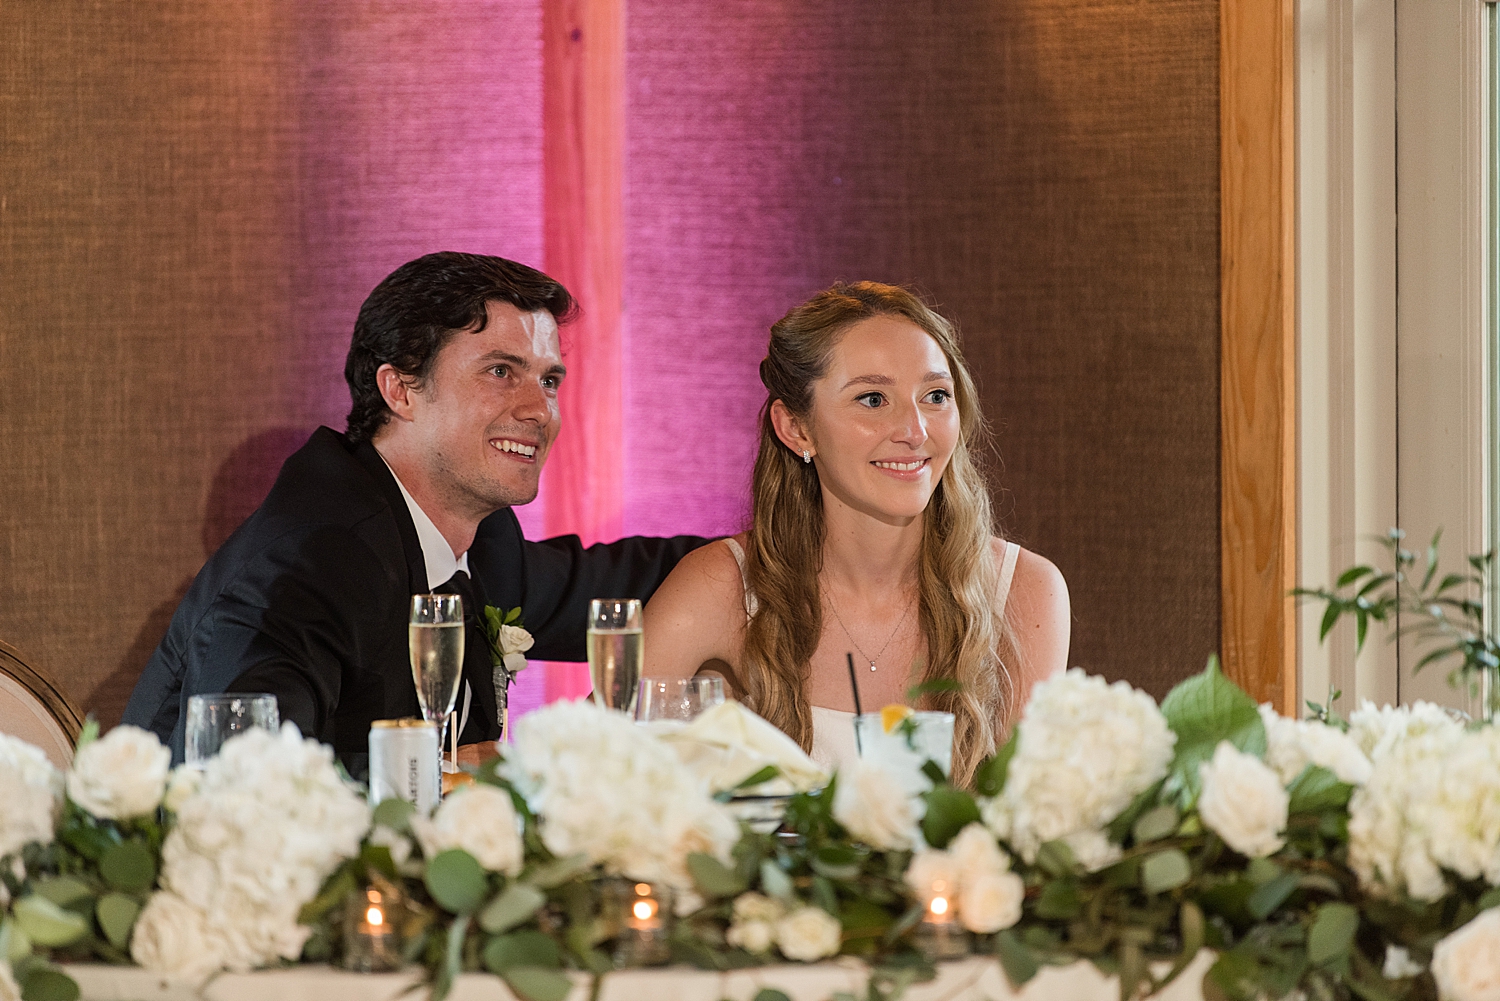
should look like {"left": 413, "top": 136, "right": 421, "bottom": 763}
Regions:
{"left": 644, "top": 534, "right": 750, "bottom": 675}
{"left": 990, "top": 538, "right": 1070, "bottom": 683}
{"left": 646, "top": 534, "right": 750, "bottom": 619}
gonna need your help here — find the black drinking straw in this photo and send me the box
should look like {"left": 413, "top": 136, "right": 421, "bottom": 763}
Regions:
{"left": 847, "top": 652, "right": 864, "bottom": 755}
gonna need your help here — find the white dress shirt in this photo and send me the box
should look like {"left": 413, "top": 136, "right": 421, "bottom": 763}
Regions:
{"left": 377, "top": 453, "right": 470, "bottom": 590}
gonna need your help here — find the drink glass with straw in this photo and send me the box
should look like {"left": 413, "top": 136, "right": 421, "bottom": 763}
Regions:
{"left": 409, "top": 593, "right": 465, "bottom": 779}
{"left": 588, "top": 599, "right": 643, "bottom": 714}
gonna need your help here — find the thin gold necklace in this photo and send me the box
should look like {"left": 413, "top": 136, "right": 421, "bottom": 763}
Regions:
{"left": 825, "top": 590, "right": 914, "bottom": 672}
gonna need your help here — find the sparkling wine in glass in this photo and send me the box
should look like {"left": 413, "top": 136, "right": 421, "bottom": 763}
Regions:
{"left": 410, "top": 593, "right": 465, "bottom": 758}
{"left": 588, "top": 598, "right": 643, "bottom": 714}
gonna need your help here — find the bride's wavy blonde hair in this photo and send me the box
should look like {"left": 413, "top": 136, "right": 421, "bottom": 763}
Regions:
{"left": 739, "top": 281, "right": 1018, "bottom": 788}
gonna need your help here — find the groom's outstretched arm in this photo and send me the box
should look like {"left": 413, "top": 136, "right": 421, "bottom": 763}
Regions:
{"left": 517, "top": 534, "right": 713, "bottom": 661}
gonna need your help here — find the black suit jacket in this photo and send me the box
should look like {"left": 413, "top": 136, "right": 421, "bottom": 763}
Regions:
{"left": 121, "top": 427, "right": 707, "bottom": 768}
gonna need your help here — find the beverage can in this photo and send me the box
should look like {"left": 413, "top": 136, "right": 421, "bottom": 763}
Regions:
{"left": 369, "top": 718, "right": 440, "bottom": 815}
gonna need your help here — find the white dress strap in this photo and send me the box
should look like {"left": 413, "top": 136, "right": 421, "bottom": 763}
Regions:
{"left": 996, "top": 540, "right": 1020, "bottom": 612}
{"left": 723, "top": 538, "right": 759, "bottom": 618}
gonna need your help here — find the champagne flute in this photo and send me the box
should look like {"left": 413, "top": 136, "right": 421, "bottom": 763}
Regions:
{"left": 410, "top": 594, "right": 465, "bottom": 771}
{"left": 588, "top": 598, "right": 643, "bottom": 714}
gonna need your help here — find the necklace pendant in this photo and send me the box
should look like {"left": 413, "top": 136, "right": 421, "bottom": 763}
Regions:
{"left": 869, "top": 661, "right": 877, "bottom": 672}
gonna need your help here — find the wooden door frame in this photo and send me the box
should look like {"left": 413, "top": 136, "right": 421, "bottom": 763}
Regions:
{"left": 1220, "top": 0, "right": 1298, "bottom": 713}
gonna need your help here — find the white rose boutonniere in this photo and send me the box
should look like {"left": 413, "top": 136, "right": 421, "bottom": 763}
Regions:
{"left": 482, "top": 605, "right": 533, "bottom": 675}
{"left": 67, "top": 725, "right": 171, "bottom": 820}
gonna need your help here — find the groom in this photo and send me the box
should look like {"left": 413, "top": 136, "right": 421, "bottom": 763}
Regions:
{"left": 122, "top": 252, "right": 706, "bottom": 771}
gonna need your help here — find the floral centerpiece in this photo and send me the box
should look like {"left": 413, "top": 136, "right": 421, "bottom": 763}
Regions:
{"left": 3, "top": 646, "right": 1500, "bottom": 1001}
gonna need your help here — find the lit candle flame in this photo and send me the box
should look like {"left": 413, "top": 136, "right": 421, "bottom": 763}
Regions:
{"left": 366, "top": 906, "right": 384, "bottom": 926}
{"left": 929, "top": 895, "right": 949, "bottom": 916}
{"left": 632, "top": 900, "right": 656, "bottom": 921}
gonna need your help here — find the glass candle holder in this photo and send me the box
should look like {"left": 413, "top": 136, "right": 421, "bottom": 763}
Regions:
{"left": 913, "top": 880, "right": 970, "bottom": 961}
{"left": 604, "top": 880, "right": 673, "bottom": 967}
{"left": 343, "top": 884, "right": 402, "bottom": 972}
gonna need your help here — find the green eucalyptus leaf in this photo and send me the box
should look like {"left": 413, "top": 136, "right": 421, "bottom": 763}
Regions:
{"left": 2, "top": 918, "right": 32, "bottom": 964}
{"left": 1287, "top": 766, "right": 1352, "bottom": 815}
{"left": 1140, "top": 848, "right": 1192, "bottom": 894}
{"left": 994, "top": 930, "right": 1039, "bottom": 986}
{"left": 754, "top": 991, "right": 793, "bottom": 1001}
{"left": 371, "top": 797, "right": 417, "bottom": 833}
{"left": 1034, "top": 880, "right": 1081, "bottom": 920}
{"left": 95, "top": 893, "right": 141, "bottom": 951}
{"left": 1034, "top": 839, "right": 1077, "bottom": 878}
{"left": 501, "top": 966, "right": 573, "bottom": 1001}
{"left": 1159, "top": 655, "right": 1266, "bottom": 806}
{"left": 59, "top": 824, "right": 117, "bottom": 862}
{"left": 18, "top": 967, "right": 80, "bottom": 1001}
{"left": 1478, "top": 886, "right": 1500, "bottom": 910}
{"left": 974, "top": 729, "right": 1019, "bottom": 798}
{"left": 483, "top": 930, "right": 561, "bottom": 972}
{"left": 433, "top": 915, "right": 469, "bottom": 1001}
{"left": 525, "top": 854, "right": 591, "bottom": 890}
{"left": 13, "top": 897, "right": 88, "bottom": 948}
{"left": 920, "top": 786, "right": 980, "bottom": 850}
{"left": 1246, "top": 871, "right": 1300, "bottom": 921}
{"left": 359, "top": 844, "right": 397, "bottom": 880}
{"left": 1132, "top": 805, "right": 1179, "bottom": 844}
{"left": 75, "top": 718, "right": 100, "bottom": 752}
{"left": 33, "top": 877, "right": 92, "bottom": 909}
{"left": 730, "top": 765, "right": 780, "bottom": 793}
{"left": 425, "top": 849, "right": 488, "bottom": 913}
{"left": 688, "top": 852, "right": 746, "bottom": 898}
{"left": 478, "top": 883, "right": 547, "bottom": 935}
{"left": 99, "top": 840, "right": 156, "bottom": 894}
{"left": 1307, "top": 902, "right": 1358, "bottom": 967}
{"left": 906, "top": 678, "right": 962, "bottom": 701}
{"left": 760, "top": 859, "right": 794, "bottom": 902}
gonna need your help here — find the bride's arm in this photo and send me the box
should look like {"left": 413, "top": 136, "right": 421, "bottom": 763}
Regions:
{"left": 999, "top": 541, "right": 1070, "bottom": 711}
{"left": 643, "top": 538, "right": 750, "bottom": 688}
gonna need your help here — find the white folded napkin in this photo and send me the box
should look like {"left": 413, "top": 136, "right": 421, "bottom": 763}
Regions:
{"left": 658, "top": 700, "right": 829, "bottom": 796}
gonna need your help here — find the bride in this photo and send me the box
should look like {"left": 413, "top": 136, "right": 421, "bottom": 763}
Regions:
{"left": 643, "top": 282, "right": 1069, "bottom": 787}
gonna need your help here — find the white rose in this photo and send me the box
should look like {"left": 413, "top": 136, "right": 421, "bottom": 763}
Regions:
{"left": 904, "top": 849, "right": 958, "bottom": 902}
{"left": 959, "top": 871, "right": 1024, "bottom": 934}
{"left": 726, "top": 919, "right": 775, "bottom": 953}
{"left": 411, "top": 784, "right": 523, "bottom": 875}
{"left": 732, "top": 891, "right": 785, "bottom": 924}
{"left": 162, "top": 766, "right": 201, "bottom": 814}
{"left": 130, "top": 891, "right": 230, "bottom": 982}
{"left": 367, "top": 824, "right": 413, "bottom": 866}
{"left": 0, "top": 961, "right": 19, "bottom": 1001}
{"left": 1198, "top": 742, "right": 1289, "bottom": 859}
{"left": 0, "top": 733, "right": 61, "bottom": 858}
{"left": 499, "top": 624, "right": 534, "bottom": 655}
{"left": 947, "top": 823, "right": 1010, "bottom": 883}
{"left": 832, "top": 759, "right": 922, "bottom": 851}
{"left": 1382, "top": 945, "right": 1424, "bottom": 979}
{"left": 1432, "top": 908, "right": 1500, "bottom": 1001}
{"left": 774, "top": 906, "right": 842, "bottom": 962}
{"left": 67, "top": 726, "right": 171, "bottom": 819}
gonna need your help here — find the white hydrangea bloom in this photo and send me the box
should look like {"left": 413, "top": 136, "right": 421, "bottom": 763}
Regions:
{"left": 67, "top": 725, "right": 171, "bottom": 820}
{"left": 1258, "top": 705, "right": 1371, "bottom": 787}
{"left": 1198, "top": 741, "right": 1289, "bottom": 858}
{"left": 1347, "top": 703, "right": 1470, "bottom": 900}
{"left": 503, "top": 700, "right": 738, "bottom": 897}
{"left": 0, "top": 732, "right": 61, "bottom": 859}
{"left": 984, "top": 669, "right": 1175, "bottom": 863}
{"left": 139, "top": 724, "right": 371, "bottom": 977}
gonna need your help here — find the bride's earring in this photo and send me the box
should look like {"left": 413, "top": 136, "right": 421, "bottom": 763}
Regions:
{"left": 802, "top": 450, "right": 811, "bottom": 464}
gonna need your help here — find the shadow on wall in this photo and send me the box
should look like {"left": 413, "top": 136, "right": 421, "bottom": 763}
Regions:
{"left": 90, "top": 427, "right": 315, "bottom": 727}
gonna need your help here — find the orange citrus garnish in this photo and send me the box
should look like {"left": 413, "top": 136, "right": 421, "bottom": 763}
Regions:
{"left": 880, "top": 704, "right": 914, "bottom": 734}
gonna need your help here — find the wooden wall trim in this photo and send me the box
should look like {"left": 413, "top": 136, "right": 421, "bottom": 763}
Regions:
{"left": 1221, "top": 0, "right": 1298, "bottom": 712}
{"left": 543, "top": 0, "right": 626, "bottom": 545}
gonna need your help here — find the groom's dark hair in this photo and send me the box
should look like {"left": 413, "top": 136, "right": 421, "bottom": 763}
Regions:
{"left": 344, "top": 251, "right": 577, "bottom": 444}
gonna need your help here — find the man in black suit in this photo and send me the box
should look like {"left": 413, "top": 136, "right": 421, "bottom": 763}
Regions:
{"left": 122, "top": 252, "right": 706, "bottom": 770}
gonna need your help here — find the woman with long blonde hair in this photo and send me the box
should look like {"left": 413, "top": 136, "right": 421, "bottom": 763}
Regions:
{"left": 643, "top": 282, "right": 1069, "bottom": 787}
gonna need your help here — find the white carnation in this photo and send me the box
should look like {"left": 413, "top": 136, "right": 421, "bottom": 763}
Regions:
{"left": 1258, "top": 705, "right": 1371, "bottom": 787}
{"left": 411, "top": 783, "right": 523, "bottom": 875}
{"left": 832, "top": 758, "right": 924, "bottom": 851}
{"left": 130, "top": 891, "right": 233, "bottom": 983}
{"left": 503, "top": 700, "right": 738, "bottom": 895}
{"left": 1198, "top": 741, "right": 1288, "bottom": 858}
{"left": 144, "top": 724, "right": 371, "bottom": 977}
{"left": 774, "top": 906, "right": 842, "bottom": 962}
{"left": 1432, "top": 908, "right": 1500, "bottom": 1001}
{"left": 0, "top": 733, "right": 61, "bottom": 859}
{"left": 67, "top": 725, "right": 171, "bottom": 819}
{"left": 989, "top": 670, "right": 1175, "bottom": 862}
{"left": 959, "top": 871, "right": 1024, "bottom": 934}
